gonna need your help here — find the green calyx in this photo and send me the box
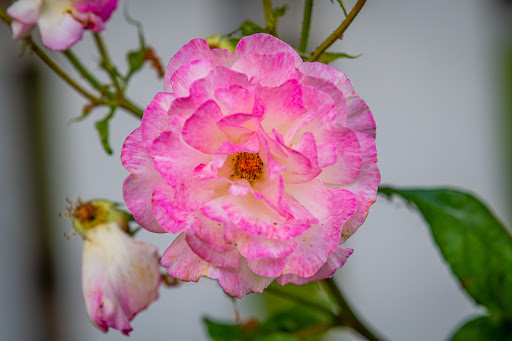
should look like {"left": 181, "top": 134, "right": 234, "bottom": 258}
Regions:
{"left": 71, "top": 199, "right": 131, "bottom": 238}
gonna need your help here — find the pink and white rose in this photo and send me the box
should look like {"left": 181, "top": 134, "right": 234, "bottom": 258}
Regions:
{"left": 7, "top": 0, "right": 118, "bottom": 50}
{"left": 82, "top": 222, "right": 160, "bottom": 335}
{"left": 121, "top": 33, "right": 380, "bottom": 298}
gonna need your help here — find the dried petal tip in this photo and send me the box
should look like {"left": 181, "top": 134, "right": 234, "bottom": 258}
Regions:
{"left": 69, "top": 199, "right": 131, "bottom": 238}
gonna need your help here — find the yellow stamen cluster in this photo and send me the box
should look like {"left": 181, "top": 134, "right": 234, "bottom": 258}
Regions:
{"left": 232, "top": 152, "right": 264, "bottom": 182}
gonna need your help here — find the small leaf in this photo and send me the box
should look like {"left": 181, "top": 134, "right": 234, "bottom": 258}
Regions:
{"left": 316, "top": 52, "right": 361, "bottom": 64}
{"left": 272, "top": 5, "right": 287, "bottom": 20}
{"left": 126, "top": 47, "right": 147, "bottom": 78}
{"left": 94, "top": 108, "right": 116, "bottom": 155}
{"left": 451, "top": 316, "right": 512, "bottom": 341}
{"left": 262, "top": 306, "right": 331, "bottom": 334}
{"left": 264, "top": 281, "right": 336, "bottom": 315}
{"left": 380, "top": 187, "right": 512, "bottom": 318}
{"left": 240, "top": 21, "right": 268, "bottom": 37}
{"left": 71, "top": 103, "right": 98, "bottom": 123}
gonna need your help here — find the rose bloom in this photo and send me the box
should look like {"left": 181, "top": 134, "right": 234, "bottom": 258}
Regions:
{"left": 122, "top": 33, "right": 380, "bottom": 298}
{"left": 7, "top": 0, "right": 118, "bottom": 50}
{"left": 82, "top": 221, "right": 161, "bottom": 335}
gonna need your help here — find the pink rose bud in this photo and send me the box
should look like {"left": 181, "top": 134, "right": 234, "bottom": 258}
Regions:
{"left": 71, "top": 200, "right": 160, "bottom": 335}
{"left": 7, "top": 0, "right": 118, "bottom": 50}
{"left": 121, "top": 33, "right": 381, "bottom": 298}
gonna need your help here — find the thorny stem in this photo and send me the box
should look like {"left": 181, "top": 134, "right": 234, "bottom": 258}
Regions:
{"left": 299, "top": 0, "right": 314, "bottom": 53}
{"left": 323, "top": 278, "right": 385, "bottom": 341}
{"left": 309, "top": 0, "right": 367, "bottom": 62}
{"left": 93, "top": 33, "right": 122, "bottom": 93}
{"left": 262, "top": 0, "right": 278, "bottom": 36}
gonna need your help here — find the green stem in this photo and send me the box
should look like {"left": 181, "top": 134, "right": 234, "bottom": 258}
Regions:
{"left": 1, "top": 7, "right": 143, "bottom": 118}
{"left": 309, "top": 0, "right": 367, "bottom": 62}
{"left": 323, "top": 278, "right": 384, "bottom": 341}
{"left": 0, "top": 6, "right": 11, "bottom": 24}
{"left": 262, "top": 0, "right": 277, "bottom": 36}
{"left": 93, "top": 33, "right": 121, "bottom": 93}
{"left": 63, "top": 49, "right": 105, "bottom": 92}
{"left": 119, "top": 98, "right": 143, "bottom": 118}
{"left": 299, "top": 0, "right": 314, "bottom": 53}
{"left": 1, "top": 7, "right": 100, "bottom": 103}
{"left": 63, "top": 49, "right": 143, "bottom": 118}
{"left": 27, "top": 39, "right": 101, "bottom": 102}
{"left": 264, "top": 286, "right": 337, "bottom": 320}
{"left": 0, "top": 7, "right": 102, "bottom": 104}
{"left": 0, "top": 12, "right": 103, "bottom": 104}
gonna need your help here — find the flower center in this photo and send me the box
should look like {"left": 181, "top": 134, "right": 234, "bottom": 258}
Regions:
{"left": 232, "top": 152, "right": 264, "bottom": 182}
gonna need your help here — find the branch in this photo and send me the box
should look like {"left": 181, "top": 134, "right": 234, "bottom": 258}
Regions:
{"left": 309, "top": 0, "right": 366, "bottom": 62}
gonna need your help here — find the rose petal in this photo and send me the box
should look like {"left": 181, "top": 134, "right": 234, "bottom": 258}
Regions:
{"left": 82, "top": 223, "right": 160, "bottom": 335}
{"left": 235, "top": 33, "right": 303, "bottom": 67}
{"left": 276, "top": 245, "right": 353, "bottom": 285}
{"left": 164, "top": 38, "right": 212, "bottom": 92}
{"left": 339, "top": 132, "right": 380, "bottom": 242}
{"left": 232, "top": 52, "right": 299, "bottom": 88}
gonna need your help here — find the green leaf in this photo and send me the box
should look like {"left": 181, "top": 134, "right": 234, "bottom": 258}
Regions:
{"left": 264, "top": 281, "right": 336, "bottom": 316}
{"left": 316, "top": 52, "right": 360, "bottom": 64}
{"left": 451, "top": 316, "right": 512, "bottom": 341}
{"left": 94, "top": 108, "right": 116, "bottom": 155}
{"left": 203, "top": 318, "right": 249, "bottom": 341}
{"left": 272, "top": 5, "right": 287, "bottom": 20}
{"left": 204, "top": 305, "right": 331, "bottom": 341}
{"left": 263, "top": 306, "right": 331, "bottom": 333}
{"left": 380, "top": 187, "right": 512, "bottom": 318}
{"left": 127, "top": 47, "right": 147, "bottom": 75}
{"left": 240, "top": 21, "right": 268, "bottom": 37}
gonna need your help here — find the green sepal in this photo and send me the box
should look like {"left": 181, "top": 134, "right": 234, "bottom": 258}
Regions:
{"left": 240, "top": 20, "right": 268, "bottom": 37}
{"left": 71, "top": 200, "right": 131, "bottom": 238}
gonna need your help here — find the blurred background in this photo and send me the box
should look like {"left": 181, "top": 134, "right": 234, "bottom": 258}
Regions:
{"left": 0, "top": 0, "right": 510, "bottom": 340}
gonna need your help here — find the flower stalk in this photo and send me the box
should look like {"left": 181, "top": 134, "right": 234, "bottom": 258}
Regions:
{"left": 299, "top": 0, "right": 314, "bottom": 53}
{"left": 309, "top": 0, "right": 367, "bottom": 62}
{"left": 93, "top": 33, "right": 122, "bottom": 93}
